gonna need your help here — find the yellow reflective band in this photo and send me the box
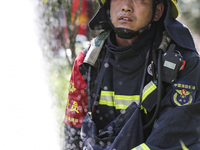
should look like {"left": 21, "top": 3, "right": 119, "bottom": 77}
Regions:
{"left": 98, "top": 100, "right": 114, "bottom": 107}
{"left": 99, "top": 81, "right": 157, "bottom": 110}
{"left": 99, "top": 91, "right": 140, "bottom": 109}
{"left": 141, "top": 81, "right": 157, "bottom": 114}
{"left": 101, "top": 91, "right": 140, "bottom": 100}
{"left": 101, "top": 91, "right": 115, "bottom": 96}
{"left": 115, "top": 95, "right": 140, "bottom": 101}
{"left": 101, "top": 91, "right": 140, "bottom": 102}
{"left": 142, "top": 81, "right": 157, "bottom": 102}
{"left": 132, "top": 143, "right": 150, "bottom": 150}
{"left": 99, "top": 100, "right": 132, "bottom": 109}
{"left": 140, "top": 143, "right": 150, "bottom": 150}
{"left": 140, "top": 105, "right": 147, "bottom": 114}
{"left": 180, "top": 140, "right": 189, "bottom": 150}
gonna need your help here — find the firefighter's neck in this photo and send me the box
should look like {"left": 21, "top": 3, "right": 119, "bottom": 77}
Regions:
{"left": 115, "top": 34, "right": 138, "bottom": 46}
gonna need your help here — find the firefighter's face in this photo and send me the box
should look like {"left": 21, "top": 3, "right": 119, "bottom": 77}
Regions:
{"left": 110, "top": 0, "right": 164, "bottom": 32}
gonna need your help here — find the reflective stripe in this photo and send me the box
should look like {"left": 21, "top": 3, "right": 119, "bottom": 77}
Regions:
{"left": 99, "top": 100, "right": 135, "bottom": 109}
{"left": 141, "top": 81, "right": 157, "bottom": 114}
{"left": 99, "top": 91, "right": 140, "bottom": 109}
{"left": 99, "top": 81, "right": 157, "bottom": 110}
{"left": 180, "top": 140, "right": 189, "bottom": 150}
{"left": 132, "top": 143, "right": 150, "bottom": 150}
{"left": 142, "top": 81, "right": 157, "bottom": 102}
{"left": 101, "top": 91, "right": 140, "bottom": 105}
{"left": 101, "top": 91, "right": 114, "bottom": 96}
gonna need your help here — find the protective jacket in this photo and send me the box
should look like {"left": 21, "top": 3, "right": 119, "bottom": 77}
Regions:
{"left": 64, "top": 24, "right": 200, "bottom": 149}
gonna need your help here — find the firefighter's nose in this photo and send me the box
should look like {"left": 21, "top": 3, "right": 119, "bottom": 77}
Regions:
{"left": 121, "top": 0, "right": 133, "bottom": 12}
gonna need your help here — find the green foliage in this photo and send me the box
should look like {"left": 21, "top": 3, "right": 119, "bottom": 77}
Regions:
{"left": 48, "top": 58, "right": 70, "bottom": 109}
{"left": 42, "top": 0, "right": 48, "bottom": 4}
{"left": 46, "top": 56, "right": 71, "bottom": 149}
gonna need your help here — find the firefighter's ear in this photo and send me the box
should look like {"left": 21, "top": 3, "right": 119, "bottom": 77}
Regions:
{"left": 153, "top": 3, "right": 164, "bottom": 21}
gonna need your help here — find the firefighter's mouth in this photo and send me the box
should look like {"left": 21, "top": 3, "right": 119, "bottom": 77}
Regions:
{"left": 118, "top": 16, "right": 133, "bottom": 21}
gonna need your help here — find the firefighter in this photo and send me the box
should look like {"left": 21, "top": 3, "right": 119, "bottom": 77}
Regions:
{"left": 64, "top": 0, "right": 200, "bottom": 149}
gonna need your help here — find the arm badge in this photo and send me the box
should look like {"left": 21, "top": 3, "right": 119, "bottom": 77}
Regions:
{"left": 171, "top": 80, "right": 197, "bottom": 106}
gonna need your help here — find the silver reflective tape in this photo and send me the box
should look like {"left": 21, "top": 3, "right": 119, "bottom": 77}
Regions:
{"left": 134, "top": 145, "right": 144, "bottom": 150}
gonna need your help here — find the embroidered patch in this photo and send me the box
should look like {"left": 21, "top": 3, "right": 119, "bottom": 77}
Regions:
{"left": 69, "top": 80, "right": 76, "bottom": 93}
{"left": 70, "top": 101, "right": 80, "bottom": 113}
{"left": 147, "top": 62, "right": 153, "bottom": 76}
{"left": 171, "top": 80, "right": 197, "bottom": 106}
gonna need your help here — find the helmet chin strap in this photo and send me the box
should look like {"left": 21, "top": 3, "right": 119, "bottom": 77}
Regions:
{"left": 108, "top": 19, "right": 152, "bottom": 39}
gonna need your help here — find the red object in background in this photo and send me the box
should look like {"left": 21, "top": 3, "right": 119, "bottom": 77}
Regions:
{"left": 72, "top": 0, "right": 88, "bottom": 36}
{"left": 59, "top": 0, "right": 89, "bottom": 46}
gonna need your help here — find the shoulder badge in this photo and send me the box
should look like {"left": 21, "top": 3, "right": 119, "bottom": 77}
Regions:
{"left": 147, "top": 61, "right": 153, "bottom": 76}
{"left": 171, "top": 80, "right": 197, "bottom": 106}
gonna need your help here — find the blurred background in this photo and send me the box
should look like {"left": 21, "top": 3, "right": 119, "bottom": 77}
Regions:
{"left": 0, "top": 0, "right": 199, "bottom": 149}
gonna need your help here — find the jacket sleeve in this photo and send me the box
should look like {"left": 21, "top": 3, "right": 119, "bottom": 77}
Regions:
{"left": 64, "top": 51, "right": 88, "bottom": 150}
{"left": 133, "top": 56, "right": 200, "bottom": 150}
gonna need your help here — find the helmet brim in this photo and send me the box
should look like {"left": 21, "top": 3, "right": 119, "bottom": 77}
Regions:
{"left": 171, "top": 0, "right": 179, "bottom": 18}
